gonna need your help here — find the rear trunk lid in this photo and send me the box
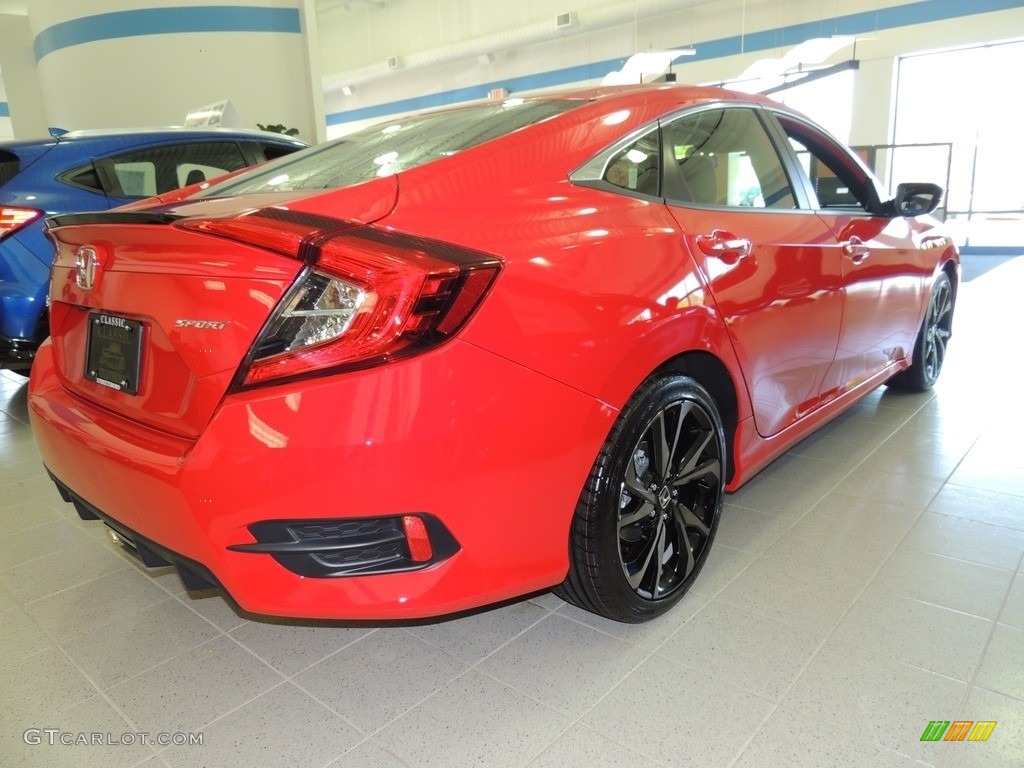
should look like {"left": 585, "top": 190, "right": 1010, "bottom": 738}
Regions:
{"left": 44, "top": 176, "right": 397, "bottom": 438}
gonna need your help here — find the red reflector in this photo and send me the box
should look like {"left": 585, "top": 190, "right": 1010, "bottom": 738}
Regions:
{"left": 402, "top": 515, "right": 433, "bottom": 562}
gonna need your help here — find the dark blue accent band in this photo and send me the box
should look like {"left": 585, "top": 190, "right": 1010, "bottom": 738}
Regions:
{"left": 34, "top": 6, "right": 301, "bottom": 61}
{"left": 327, "top": 0, "right": 1020, "bottom": 125}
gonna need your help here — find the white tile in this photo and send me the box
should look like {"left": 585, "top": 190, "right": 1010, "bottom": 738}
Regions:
{"left": 716, "top": 556, "right": 862, "bottom": 635}
{"left": 782, "top": 641, "right": 967, "bottom": 761}
{"left": 869, "top": 546, "right": 1014, "bottom": 620}
{"left": 927, "top": 484, "right": 1024, "bottom": 529}
{"left": 2, "top": 542, "right": 127, "bottom": 603}
{"left": 477, "top": 613, "right": 649, "bottom": 717}
{"left": 582, "top": 655, "right": 773, "bottom": 768}
{"left": 831, "top": 591, "right": 992, "bottom": 681}
{"left": 727, "top": 475, "right": 833, "bottom": 516}
{"left": 63, "top": 598, "right": 223, "bottom": 689}
{"left": 714, "top": 503, "right": 797, "bottom": 555}
{"left": 0, "top": 646, "right": 98, "bottom": 723}
{"left": 974, "top": 623, "right": 1024, "bottom": 701}
{"left": 0, "top": 498, "right": 63, "bottom": 533}
{"left": 801, "top": 491, "right": 922, "bottom": 541}
{"left": 107, "top": 636, "right": 282, "bottom": 733}
{"left": 953, "top": 460, "right": 1024, "bottom": 499}
{"left": 903, "top": 513, "right": 1024, "bottom": 571}
{"left": 657, "top": 601, "right": 823, "bottom": 700}
{"left": 829, "top": 466, "right": 945, "bottom": 510}
{"left": 325, "top": 741, "right": 411, "bottom": 768}
{"left": 292, "top": 629, "right": 468, "bottom": 732}
{"left": 0, "top": 518, "right": 93, "bottom": 568}
{"left": 405, "top": 599, "right": 548, "bottom": 664}
{"left": 1003, "top": 574, "right": 1024, "bottom": 630}
{"left": 733, "top": 706, "right": 934, "bottom": 768}
{"left": 759, "top": 519, "right": 895, "bottom": 586}
{"left": 24, "top": 567, "right": 173, "bottom": 642}
{"left": 0, "top": 591, "right": 53, "bottom": 663}
{"left": 376, "top": 670, "right": 569, "bottom": 768}
{"left": 529, "top": 725, "right": 664, "bottom": 768}
{"left": 229, "top": 620, "right": 372, "bottom": 678}
{"left": 756, "top": 453, "right": 849, "bottom": 485}
{"left": 159, "top": 683, "right": 361, "bottom": 768}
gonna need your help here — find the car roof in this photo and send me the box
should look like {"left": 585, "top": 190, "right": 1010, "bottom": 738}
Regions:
{"left": 55, "top": 127, "right": 305, "bottom": 143}
{"left": 0, "top": 127, "right": 306, "bottom": 152}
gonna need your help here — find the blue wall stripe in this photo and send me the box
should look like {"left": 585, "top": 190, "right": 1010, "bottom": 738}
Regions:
{"left": 0, "top": 102, "right": 9, "bottom": 118}
{"left": 327, "top": 0, "right": 1021, "bottom": 126}
{"left": 34, "top": 6, "right": 301, "bottom": 61}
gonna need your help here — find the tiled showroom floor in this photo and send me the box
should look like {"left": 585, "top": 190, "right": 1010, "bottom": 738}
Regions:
{"left": 2, "top": 255, "right": 1023, "bottom": 768}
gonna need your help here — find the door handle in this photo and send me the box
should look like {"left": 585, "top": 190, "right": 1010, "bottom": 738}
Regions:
{"left": 695, "top": 229, "right": 752, "bottom": 264}
{"left": 842, "top": 236, "right": 870, "bottom": 264}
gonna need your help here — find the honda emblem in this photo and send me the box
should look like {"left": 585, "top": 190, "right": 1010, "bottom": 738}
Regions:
{"left": 75, "top": 246, "right": 102, "bottom": 290}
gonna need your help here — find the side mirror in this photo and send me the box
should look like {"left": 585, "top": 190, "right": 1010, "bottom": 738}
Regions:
{"left": 891, "top": 182, "right": 943, "bottom": 217}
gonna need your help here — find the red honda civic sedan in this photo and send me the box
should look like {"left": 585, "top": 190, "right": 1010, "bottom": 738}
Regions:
{"left": 29, "top": 85, "right": 957, "bottom": 622}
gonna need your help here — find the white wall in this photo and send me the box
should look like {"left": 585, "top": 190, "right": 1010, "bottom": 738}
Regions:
{"left": 25, "top": 0, "right": 323, "bottom": 141}
{"left": 318, "top": 0, "right": 1024, "bottom": 141}
{"left": 0, "top": 12, "right": 48, "bottom": 138}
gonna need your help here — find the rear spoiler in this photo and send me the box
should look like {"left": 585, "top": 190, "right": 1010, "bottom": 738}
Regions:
{"left": 45, "top": 211, "right": 182, "bottom": 229}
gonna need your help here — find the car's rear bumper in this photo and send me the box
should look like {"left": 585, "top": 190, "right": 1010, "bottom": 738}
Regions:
{"left": 29, "top": 336, "right": 616, "bottom": 620}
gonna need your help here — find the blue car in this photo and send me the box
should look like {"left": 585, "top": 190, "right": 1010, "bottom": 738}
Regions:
{"left": 0, "top": 128, "right": 306, "bottom": 371}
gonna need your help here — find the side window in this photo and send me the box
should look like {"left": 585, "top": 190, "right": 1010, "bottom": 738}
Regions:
{"left": 777, "top": 116, "right": 879, "bottom": 214}
{"left": 104, "top": 142, "right": 248, "bottom": 198}
{"left": 58, "top": 164, "right": 105, "bottom": 193}
{"left": 602, "top": 131, "right": 660, "bottom": 196}
{"left": 260, "top": 142, "right": 302, "bottom": 161}
{"left": 663, "top": 108, "right": 796, "bottom": 209}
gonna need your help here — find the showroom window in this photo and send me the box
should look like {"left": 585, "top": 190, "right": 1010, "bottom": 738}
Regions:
{"left": 662, "top": 108, "right": 796, "bottom": 209}
{"left": 893, "top": 38, "right": 1024, "bottom": 246}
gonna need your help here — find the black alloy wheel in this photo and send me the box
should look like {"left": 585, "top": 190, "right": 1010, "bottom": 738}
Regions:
{"left": 556, "top": 374, "right": 725, "bottom": 622}
{"left": 890, "top": 271, "right": 954, "bottom": 392}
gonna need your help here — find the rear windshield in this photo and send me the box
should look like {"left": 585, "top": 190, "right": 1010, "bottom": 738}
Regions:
{"left": 201, "top": 99, "right": 579, "bottom": 197}
{"left": 0, "top": 150, "right": 19, "bottom": 187}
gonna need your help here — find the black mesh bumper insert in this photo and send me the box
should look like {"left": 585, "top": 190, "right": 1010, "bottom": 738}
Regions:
{"left": 228, "top": 515, "right": 460, "bottom": 577}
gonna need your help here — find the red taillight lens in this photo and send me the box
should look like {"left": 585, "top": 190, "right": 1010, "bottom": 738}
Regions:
{"left": 0, "top": 206, "right": 42, "bottom": 241}
{"left": 183, "top": 207, "right": 501, "bottom": 389}
{"left": 241, "top": 231, "right": 499, "bottom": 387}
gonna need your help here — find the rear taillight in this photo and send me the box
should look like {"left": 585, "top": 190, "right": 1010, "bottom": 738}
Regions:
{"left": 179, "top": 208, "right": 500, "bottom": 388}
{"left": 0, "top": 206, "right": 42, "bottom": 241}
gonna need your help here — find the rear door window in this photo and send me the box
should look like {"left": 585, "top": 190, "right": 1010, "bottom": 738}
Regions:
{"left": 662, "top": 108, "right": 797, "bottom": 209}
{"left": 99, "top": 142, "right": 248, "bottom": 198}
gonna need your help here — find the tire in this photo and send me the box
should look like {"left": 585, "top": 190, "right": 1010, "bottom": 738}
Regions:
{"left": 889, "top": 271, "right": 953, "bottom": 392}
{"left": 555, "top": 374, "right": 725, "bottom": 623}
